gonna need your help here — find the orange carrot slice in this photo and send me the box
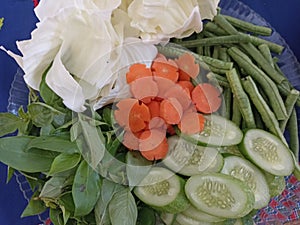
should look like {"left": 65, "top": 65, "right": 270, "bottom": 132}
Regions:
{"left": 147, "top": 100, "right": 161, "bottom": 118}
{"left": 128, "top": 101, "right": 151, "bottom": 133}
{"left": 114, "top": 98, "right": 138, "bottom": 128}
{"left": 130, "top": 76, "right": 158, "bottom": 103}
{"left": 164, "top": 84, "right": 192, "bottom": 110}
{"left": 152, "top": 57, "right": 179, "bottom": 83}
{"left": 160, "top": 97, "right": 183, "bottom": 125}
{"left": 126, "top": 63, "right": 152, "bottom": 84}
{"left": 122, "top": 130, "right": 141, "bottom": 150}
{"left": 177, "top": 80, "right": 194, "bottom": 94}
{"left": 153, "top": 77, "right": 176, "bottom": 99}
{"left": 139, "top": 128, "right": 168, "bottom": 160}
{"left": 140, "top": 137, "right": 169, "bottom": 161}
{"left": 175, "top": 53, "right": 199, "bottom": 79}
{"left": 191, "top": 83, "right": 222, "bottom": 114}
{"left": 154, "top": 53, "right": 167, "bottom": 61}
{"left": 178, "top": 112, "right": 206, "bottom": 134}
{"left": 148, "top": 117, "right": 167, "bottom": 130}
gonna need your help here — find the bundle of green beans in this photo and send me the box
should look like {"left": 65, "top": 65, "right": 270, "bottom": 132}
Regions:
{"left": 171, "top": 11, "right": 300, "bottom": 162}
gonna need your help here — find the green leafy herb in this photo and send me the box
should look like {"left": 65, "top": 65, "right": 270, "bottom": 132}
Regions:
{"left": 48, "top": 153, "right": 81, "bottom": 176}
{"left": 21, "top": 191, "right": 47, "bottom": 218}
{"left": 72, "top": 160, "right": 101, "bottom": 217}
{"left": 0, "top": 136, "right": 56, "bottom": 172}
{"left": 0, "top": 113, "right": 23, "bottom": 137}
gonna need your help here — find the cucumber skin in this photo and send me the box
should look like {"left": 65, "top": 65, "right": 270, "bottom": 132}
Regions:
{"left": 151, "top": 177, "right": 190, "bottom": 214}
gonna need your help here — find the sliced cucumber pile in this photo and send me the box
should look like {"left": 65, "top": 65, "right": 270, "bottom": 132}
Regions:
{"left": 221, "top": 155, "right": 270, "bottom": 209}
{"left": 240, "top": 128, "right": 295, "bottom": 176}
{"left": 185, "top": 173, "right": 255, "bottom": 219}
{"left": 179, "top": 114, "right": 243, "bottom": 147}
{"left": 163, "top": 136, "right": 223, "bottom": 176}
{"left": 133, "top": 167, "right": 190, "bottom": 214}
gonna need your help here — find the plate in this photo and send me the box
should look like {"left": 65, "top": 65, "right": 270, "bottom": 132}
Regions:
{"left": 7, "top": 0, "right": 300, "bottom": 224}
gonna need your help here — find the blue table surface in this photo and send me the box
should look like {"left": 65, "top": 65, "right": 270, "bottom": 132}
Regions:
{"left": 1, "top": 1, "right": 300, "bottom": 224}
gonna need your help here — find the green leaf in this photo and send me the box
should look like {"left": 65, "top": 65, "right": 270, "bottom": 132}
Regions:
{"left": 48, "top": 153, "right": 81, "bottom": 176}
{"left": 95, "top": 180, "right": 124, "bottom": 225}
{"left": 108, "top": 188, "right": 138, "bottom": 225}
{"left": 71, "top": 113, "right": 106, "bottom": 169}
{"left": 58, "top": 192, "right": 75, "bottom": 213}
{"left": 40, "top": 170, "right": 75, "bottom": 199}
{"left": 0, "top": 113, "right": 23, "bottom": 137}
{"left": 72, "top": 160, "right": 101, "bottom": 217}
{"left": 0, "top": 136, "right": 56, "bottom": 172}
{"left": 28, "top": 103, "right": 54, "bottom": 127}
{"left": 21, "top": 191, "right": 47, "bottom": 217}
{"left": 50, "top": 208, "right": 64, "bottom": 225}
{"left": 26, "top": 135, "right": 79, "bottom": 154}
{"left": 6, "top": 166, "right": 14, "bottom": 183}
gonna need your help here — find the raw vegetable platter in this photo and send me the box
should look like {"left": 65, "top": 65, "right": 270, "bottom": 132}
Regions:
{"left": 3, "top": 0, "right": 300, "bottom": 225}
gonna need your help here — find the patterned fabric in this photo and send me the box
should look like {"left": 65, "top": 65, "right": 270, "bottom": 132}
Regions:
{"left": 254, "top": 175, "right": 300, "bottom": 224}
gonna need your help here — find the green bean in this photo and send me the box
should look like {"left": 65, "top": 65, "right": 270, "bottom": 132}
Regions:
{"left": 231, "top": 96, "right": 242, "bottom": 127}
{"left": 223, "top": 15, "right": 272, "bottom": 36}
{"left": 279, "top": 89, "right": 300, "bottom": 132}
{"left": 202, "top": 56, "right": 233, "bottom": 70}
{"left": 252, "top": 107, "right": 265, "bottom": 130}
{"left": 196, "top": 33, "right": 204, "bottom": 55}
{"left": 226, "top": 69, "right": 256, "bottom": 128}
{"left": 177, "top": 35, "right": 251, "bottom": 48}
{"left": 212, "top": 46, "right": 220, "bottom": 59}
{"left": 240, "top": 42, "right": 288, "bottom": 85}
{"left": 242, "top": 76, "right": 288, "bottom": 145}
{"left": 213, "top": 14, "right": 284, "bottom": 54}
{"left": 206, "top": 72, "right": 230, "bottom": 88}
{"left": 277, "top": 83, "right": 300, "bottom": 107}
{"left": 204, "top": 46, "right": 211, "bottom": 57}
{"left": 219, "top": 47, "right": 231, "bottom": 62}
{"left": 287, "top": 109, "right": 299, "bottom": 159}
{"left": 223, "top": 87, "right": 232, "bottom": 120}
{"left": 227, "top": 46, "right": 287, "bottom": 120}
{"left": 204, "top": 21, "right": 227, "bottom": 36}
{"left": 258, "top": 44, "right": 274, "bottom": 68}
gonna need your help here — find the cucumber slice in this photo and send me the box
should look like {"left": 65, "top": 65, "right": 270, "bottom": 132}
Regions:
{"left": 163, "top": 136, "right": 223, "bottom": 176}
{"left": 179, "top": 114, "right": 243, "bottom": 147}
{"left": 175, "top": 213, "right": 213, "bottom": 225}
{"left": 220, "top": 156, "right": 270, "bottom": 209}
{"left": 185, "top": 173, "right": 255, "bottom": 219}
{"left": 182, "top": 205, "right": 225, "bottom": 223}
{"left": 160, "top": 212, "right": 176, "bottom": 225}
{"left": 133, "top": 167, "right": 190, "bottom": 213}
{"left": 240, "top": 129, "right": 294, "bottom": 176}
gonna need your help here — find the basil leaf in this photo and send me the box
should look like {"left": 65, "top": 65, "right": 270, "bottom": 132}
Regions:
{"left": 40, "top": 170, "right": 75, "bottom": 199}
{"left": 50, "top": 208, "right": 64, "bottom": 225}
{"left": 28, "top": 103, "right": 54, "bottom": 127}
{"left": 48, "top": 153, "right": 81, "bottom": 176}
{"left": 6, "top": 166, "right": 15, "bottom": 184}
{"left": 26, "top": 135, "right": 79, "bottom": 154}
{"left": 108, "top": 188, "right": 138, "bottom": 225}
{"left": 0, "top": 136, "right": 56, "bottom": 172}
{"left": 21, "top": 191, "right": 47, "bottom": 218}
{"left": 71, "top": 114, "right": 105, "bottom": 169}
{"left": 72, "top": 160, "right": 101, "bottom": 217}
{"left": 0, "top": 113, "right": 23, "bottom": 137}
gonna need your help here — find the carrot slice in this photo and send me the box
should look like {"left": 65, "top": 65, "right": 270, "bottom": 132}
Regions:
{"left": 164, "top": 85, "right": 192, "bottom": 110}
{"left": 139, "top": 128, "right": 168, "bottom": 160}
{"left": 114, "top": 98, "right": 138, "bottom": 128}
{"left": 160, "top": 97, "right": 183, "bottom": 125}
{"left": 175, "top": 53, "right": 199, "bottom": 79}
{"left": 153, "top": 76, "right": 176, "bottom": 99}
{"left": 177, "top": 80, "right": 194, "bottom": 94}
{"left": 147, "top": 100, "right": 161, "bottom": 118}
{"left": 178, "top": 112, "right": 206, "bottom": 134}
{"left": 140, "top": 137, "right": 169, "bottom": 161}
{"left": 122, "top": 130, "right": 141, "bottom": 150}
{"left": 130, "top": 76, "right": 158, "bottom": 103}
{"left": 128, "top": 101, "right": 151, "bottom": 132}
{"left": 148, "top": 117, "right": 167, "bottom": 130}
{"left": 152, "top": 57, "right": 179, "bottom": 83}
{"left": 126, "top": 63, "right": 152, "bottom": 84}
{"left": 154, "top": 53, "right": 167, "bottom": 61}
{"left": 191, "top": 83, "right": 222, "bottom": 114}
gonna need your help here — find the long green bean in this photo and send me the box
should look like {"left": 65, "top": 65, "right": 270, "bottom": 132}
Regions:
{"left": 206, "top": 72, "right": 230, "bottom": 88}
{"left": 279, "top": 89, "right": 300, "bottom": 132}
{"left": 226, "top": 69, "right": 256, "bottom": 129}
{"left": 242, "top": 76, "right": 288, "bottom": 146}
{"left": 231, "top": 96, "right": 242, "bottom": 127}
{"left": 287, "top": 109, "right": 299, "bottom": 159}
{"left": 227, "top": 46, "right": 287, "bottom": 120}
{"left": 258, "top": 44, "right": 274, "bottom": 68}
{"left": 223, "top": 15, "right": 272, "bottom": 36}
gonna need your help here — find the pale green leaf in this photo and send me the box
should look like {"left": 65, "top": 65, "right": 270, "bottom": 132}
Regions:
{"left": 0, "top": 113, "right": 22, "bottom": 137}
{"left": 48, "top": 153, "right": 81, "bottom": 176}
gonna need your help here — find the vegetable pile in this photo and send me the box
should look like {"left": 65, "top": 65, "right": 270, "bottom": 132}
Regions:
{"left": 0, "top": 9, "right": 299, "bottom": 225}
